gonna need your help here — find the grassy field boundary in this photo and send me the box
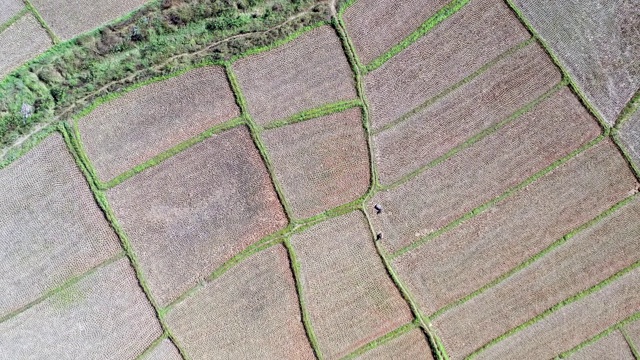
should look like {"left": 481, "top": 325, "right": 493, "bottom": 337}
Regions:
{"left": 611, "top": 129, "right": 640, "bottom": 182}
{"left": 135, "top": 332, "right": 169, "bottom": 360}
{"left": 621, "top": 327, "right": 640, "bottom": 360}
{"left": 0, "top": 7, "right": 28, "bottom": 34}
{"left": 262, "top": 99, "right": 363, "bottom": 130}
{"left": 336, "top": 0, "right": 358, "bottom": 17}
{"left": 22, "top": 0, "right": 59, "bottom": 44}
{"left": 0, "top": 123, "right": 57, "bottom": 170}
{"left": 615, "top": 89, "right": 640, "bottom": 129}
{"left": 363, "top": 0, "right": 470, "bottom": 73}
{"left": 340, "top": 321, "right": 418, "bottom": 360}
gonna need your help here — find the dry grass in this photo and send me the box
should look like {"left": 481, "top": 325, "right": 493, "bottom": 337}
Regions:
{"left": 568, "top": 331, "right": 635, "bottom": 360}
{"left": 289, "top": 212, "right": 413, "bottom": 359}
{"left": 357, "top": 329, "right": 433, "bottom": 360}
{"left": 0, "top": 13, "right": 51, "bottom": 77}
{"left": 0, "top": 0, "right": 23, "bottom": 24}
{"left": 432, "top": 196, "right": 640, "bottom": 359}
{"left": 342, "top": 0, "right": 449, "bottom": 64}
{"left": 370, "top": 87, "right": 601, "bottom": 254}
{"left": 106, "top": 126, "right": 287, "bottom": 306}
{"left": 165, "top": 245, "right": 314, "bottom": 360}
{"left": 374, "top": 42, "right": 560, "bottom": 184}
{"left": 143, "top": 339, "right": 182, "bottom": 360}
{"left": 619, "top": 110, "right": 640, "bottom": 170}
{"left": 0, "top": 258, "right": 162, "bottom": 359}
{"left": 393, "top": 140, "right": 638, "bottom": 316}
{"left": 233, "top": 25, "right": 357, "bottom": 125}
{"left": 364, "top": 0, "right": 529, "bottom": 131}
{"left": 0, "top": 134, "right": 121, "bottom": 317}
{"left": 476, "top": 266, "right": 640, "bottom": 359}
{"left": 261, "top": 108, "right": 369, "bottom": 219}
{"left": 31, "top": 0, "right": 148, "bottom": 40}
{"left": 79, "top": 66, "right": 240, "bottom": 182}
{"left": 513, "top": 0, "right": 640, "bottom": 124}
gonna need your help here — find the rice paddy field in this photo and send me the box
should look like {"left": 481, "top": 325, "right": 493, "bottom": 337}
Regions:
{"left": 0, "top": 0, "right": 639, "bottom": 359}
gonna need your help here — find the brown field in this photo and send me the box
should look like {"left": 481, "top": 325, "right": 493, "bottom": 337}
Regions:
{"left": 357, "top": 329, "right": 432, "bottom": 360}
{"left": 31, "top": 0, "right": 148, "bottom": 40}
{"left": 364, "top": 0, "right": 530, "bottom": 131}
{"left": 233, "top": 26, "right": 357, "bottom": 125}
{"left": 432, "top": 196, "right": 640, "bottom": 359}
{"left": 106, "top": 126, "right": 287, "bottom": 306}
{"left": 0, "top": 0, "right": 23, "bottom": 24}
{"left": 165, "top": 245, "right": 314, "bottom": 360}
{"left": 289, "top": 212, "right": 413, "bottom": 359}
{"left": 342, "top": 0, "right": 449, "bottom": 65}
{"left": 624, "top": 318, "right": 640, "bottom": 353}
{"left": 261, "top": 108, "right": 370, "bottom": 219}
{"left": 370, "top": 87, "right": 601, "bottom": 254}
{"left": 79, "top": 66, "right": 240, "bottom": 182}
{"left": 0, "top": 258, "right": 161, "bottom": 358}
{"left": 0, "top": 134, "right": 121, "bottom": 317}
{"left": 0, "top": 13, "right": 51, "bottom": 78}
{"left": 393, "top": 140, "right": 638, "bottom": 316}
{"left": 476, "top": 267, "right": 640, "bottom": 359}
{"left": 374, "top": 42, "right": 560, "bottom": 184}
{"left": 144, "top": 339, "right": 182, "bottom": 360}
{"left": 568, "top": 331, "right": 635, "bottom": 360}
{"left": 513, "top": 0, "right": 640, "bottom": 124}
{"left": 619, "top": 110, "right": 640, "bottom": 170}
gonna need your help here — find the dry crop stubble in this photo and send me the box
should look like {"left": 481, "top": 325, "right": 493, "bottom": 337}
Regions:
{"left": 374, "top": 41, "right": 560, "bottom": 184}
{"left": 369, "top": 87, "right": 601, "bottom": 254}
{"left": 165, "top": 245, "right": 314, "bottom": 360}
{"left": 78, "top": 65, "right": 240, "bottom": 183}
{"left": 619, "top": 110, "right": 640, "bottom": 171}
{"left": 431, "top": 195, "right": 640, "bottom": 359}
{"left": 567, "top": 331, "right": 635, "bottom": 360}
{"left": 233, "top": 25, "right": 357, "bottom": 125}
{"left": 289, "top": 211, "right": 413, "bottom": 359}
{"left": 142, "top": 338, "right": 182, "bottom": 360}
{"left": 0, "top": 13, "right": 51, "bottom": 77}
{"left": 106, "top": 126, "right": 287, "bottom": 306}
{"left": 392, "top": 140, "right": 638, "bottom": 316}
{"left": 356, "top": 329, "right": 433, "bottom": 360}
{"left": 364, "top": 0, "right": 530, "bottom": 131}
{"left": 0, "top": 133, "right": 121, "bottom": 317}
{"left": 261, "top": 107, "right": 370, "bottom": 219}
{"left": 0, "top": 258, "right": 162, "bottom": 359}
{"left": 342, "top": 0, "right": 449, "bottom": 64}
{"left": 0, "top": 0, "right": 24, "bottom": 24}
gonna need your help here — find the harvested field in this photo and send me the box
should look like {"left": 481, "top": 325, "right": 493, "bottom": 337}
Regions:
{"left": 393, "top": 140, "right": 638, "bottom": 316}
{"left": 78, "top": 66, "right": 240, "bottom": 182}
{"left": 513, "top": 0, "right": 640, "bottom": 125}
{"left": 0, "top": 13, "right": 51, "bottom": 77}
{"left": 432, "top": 195, "right": 640, "bottom": 359}
{"left": 261, "top": 108, "right": 369, "bottom": 219}
{"left": 165, "top": 245, "right": 314, "bottom": 360}
{"left": 475, "top": 266, "right": 640, "bottom": 360}
{"left": 364, "top": 0, "right": 530, "bottom": 131}
{"left": 619, "top": 110, "right": 640, "bottom": 170}
{"left": 357, "top": 329, "right": 433, "bottom": 360}
{"left": 370, "top": 87, "right": 601, "bottom": 254}
{"left": 374, "top": 42, "right": 560, "bottom": 184}
{"left": 106, "top": 126, "right": 287, "bottom": 306}
{"left": 143, "top": 339, "right": 182, "bottom": 360}
{"left": 568, "top": 331, "right": 635, "bottom": 360}
{"left": 31, "top": 0, "right": 148, "bottom": 40}
{"left": 624, "top": 318, "right": 640, "bottom": 353}
{"left": 0, "top": 134, "right": 121, "bottom": 317}
{"left": 0, "top": 0, "right": 23, "bottom": 24}
{"left": 233, "top": 26, "right": 357, "bottom": 125}
{"left": 0, "top": 258, "right": 162, "bottom": 359}
{"left": 342, "top": 0, "right": 449, "bottom": 65}
{"left": 289, "top": 212, "right": 413, "bottom": 359}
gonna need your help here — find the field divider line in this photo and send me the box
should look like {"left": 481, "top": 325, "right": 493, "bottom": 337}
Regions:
{"left": 135, "top": 332, "right": 169, "bottom": 360}
{"left": 60, "top": 124, "right": 191, "bottom": 360}
{"left": 430, "top": 191, "right": 640, "bottom": 320}
{"left": 467, "top": 258, "right": 640, "bottom": 359}
{"left": 615, "top": 89, "right": 640, "bottom": 129}
{"left": 0, "top": 251, "right": 125, "bottom": 325}
{"left": 22, "top": 0, "right": 59, "bottom": 44}
{"left": 363, "top": 0, "right": 470, "bottom": 74}
{"left": 610, "top": 129, "right": 640, "bottom": 183}
{"left": 390, "top": 130, "right": 606, "bottom": 261}
{"left": 339, "top": 320, "right": 419, "bottom": 360}
{"left": 620, "top": 327, "right": 640, "bottom": 360}
{"left": 373, "top": 37, "right": 536, "bottom": 135}
{"left": 0, "top": 7, "right": 28, "bottom": 34}
{"left": 361, "top": 207, "right": 451, "bottom": 360}
{"left": 284, "top": 238, "right": 325, "bottom": 360}
{"left": 262, "top": 99, "right": 363, "bottom": 131}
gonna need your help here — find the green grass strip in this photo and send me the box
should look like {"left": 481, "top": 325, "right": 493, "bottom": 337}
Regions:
{"left": 135, "top": 332, "right": 169, "bottom": 360}
{"left": 0, "top": 7, "right": 28, "bottom": 34}
{"left": 0, "top": 123, "right": 57, "bottom": 170}
{"left": 620, "top": 327, "right": 640, "bottom": 360}
{"left": 336, "top": 0, "right": 358, "bottom": 17}
{"left": 340, "top": 321, "right": 418, "bottom": 360}
{"left": 364, "top": 0, "right": 470, "bottom": 73}
{"left": 284, "top": 238, "right": 325, "bottom": 360}
{"left": 374, "top": 37, "right": 536, "bottom": 135}
{"left": 22, "top": 0, "right": 59, "bottom": 44}
{"left": 262, "top": 99, "right": 363, "bottom": 130}
{"left": 615, "top": 89, "right": 640, "bottom": 129}
{"left": 0, "top": 251, "right": 125, "bottom": 324}
{"left": 611, "top": 129, "right": 640, "bottom": 182}
{"left": 431, "top": 192, "right": 640, "bottom": 319}
{"left": 468, "top": 259, "right": 640, "bottom": 359}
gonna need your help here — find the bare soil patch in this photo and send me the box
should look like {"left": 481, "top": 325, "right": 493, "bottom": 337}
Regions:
{"left": 370, "top": 87, "right": 601, "bottom": 254}
{"left": 261, "top": 108, "right": 369, "bottom": 219}
{"left": 568, "top": 331, "right": 635, "bottom": 360}
{"left": 0, "top": 14, "right": 51, "bottom": 77}
{"left": 78, "top": 65, "right": 240, "bottom": 182}
{"left": 233, "top": 25, "right": 357, "bottom": 125}
{"left": 0, "top": 258, "right": 161, "bottom": 359}
{"left": 0, "top": 133, "right": 121, "bottom": 317}
{"left": 393, "top": 140, "right": 638, "bottom": 316}
{"left": 289, "top": 212, "right": 413, "bottom": 359}
{"left": 165, "top": 245, "right": 314, "bottom": 360}
{"left": 143, "top": 339, "right": 182, "bottom": 360}
{"left": 107, "top": 126, "right": 287, "bottom": 306}
{"left": 0, "top": 0, "right": 23, "bottom": 24}
{"left": 364, "top": 0, "right": 529, "bottom": 131}
{"left": 357, "top": 329, "right": 432, "bottom": 360}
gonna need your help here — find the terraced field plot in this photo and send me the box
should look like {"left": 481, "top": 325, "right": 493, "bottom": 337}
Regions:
{"left": 0, "top": 13, "right": 51, "bottom": 77}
